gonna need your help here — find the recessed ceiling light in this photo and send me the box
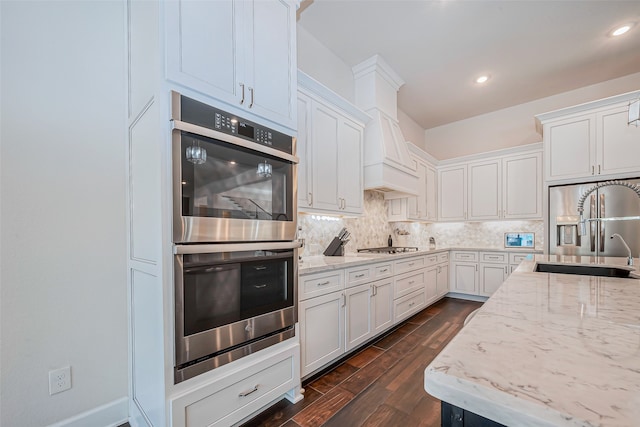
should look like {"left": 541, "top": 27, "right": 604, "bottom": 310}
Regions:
{"left": 475, "top": 75, "right": 490, "bottom": 84}
{"left": 611, "top": 23, "right": 634, "bottom": 37}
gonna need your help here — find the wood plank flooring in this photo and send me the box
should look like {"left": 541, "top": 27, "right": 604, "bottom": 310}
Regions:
{"left": 241, "top": 297, "right": 482, "bottom": 427}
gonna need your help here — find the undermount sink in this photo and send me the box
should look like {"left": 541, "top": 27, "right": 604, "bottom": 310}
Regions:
{"left": 535, "top": 262, "right": 637, "bottom": 279}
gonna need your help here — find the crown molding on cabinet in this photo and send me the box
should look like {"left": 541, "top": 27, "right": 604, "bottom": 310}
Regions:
{"left": 407, "top": 142, "right": 439, "bottom": 166}
{"left": 297, "top": 70, "right": 371, "bottom": 124}
{"left": 437, "top": 142, "right": 543, "bottom": 167}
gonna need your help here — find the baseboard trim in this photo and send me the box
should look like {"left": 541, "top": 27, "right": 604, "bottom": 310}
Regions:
{"left": 47, "top": 396, "right": 128, "bottom": 427}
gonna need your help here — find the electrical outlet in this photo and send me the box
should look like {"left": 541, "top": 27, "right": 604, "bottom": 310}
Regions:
{"left": 49, "top": 366, "right": 71, "bottom": 395}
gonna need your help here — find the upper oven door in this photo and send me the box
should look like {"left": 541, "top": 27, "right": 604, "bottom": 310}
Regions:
{"left": 172, "top": 120, "right": 298, "bottom": 243}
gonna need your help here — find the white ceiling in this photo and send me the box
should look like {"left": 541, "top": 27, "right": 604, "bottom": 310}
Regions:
{"left": 297, "top": 0, "right": 640, "bottom": 129}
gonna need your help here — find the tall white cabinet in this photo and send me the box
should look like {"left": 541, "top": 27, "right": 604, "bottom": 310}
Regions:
{"left": 537, "top": 91, "right": 640, "bottom": 183}
{"left": 297, "top": 72, "right": 368, "bottom": 216}
{"left": 126, "top": 1, "right": 301, "bottom": 426}
{"left": 165, "top": 0, "right": 297, "bottom": 130}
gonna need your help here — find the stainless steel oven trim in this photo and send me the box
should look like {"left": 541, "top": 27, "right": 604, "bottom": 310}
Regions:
{"left": 172, "top": 127, "right": 298, "bottom": 243}
{"left": 174, "top": 243, "right": 299, "bottom": 368}
{"left": 174, "top": 326, "right": 295, "bottom": 384}
{"left": 171, "top": 120, "right": 299, "bottom": 164}
{"left": 174, "top": 241, "right": 302, "bottom": 255}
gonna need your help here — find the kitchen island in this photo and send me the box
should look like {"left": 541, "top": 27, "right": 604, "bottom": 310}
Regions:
{"left": 424, "top": 254, "right": 640, "bottom": 427}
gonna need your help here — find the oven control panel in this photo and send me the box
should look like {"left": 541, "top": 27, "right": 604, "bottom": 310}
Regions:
{"left": 179, "top": 93, "right": 292, "bottom": 155}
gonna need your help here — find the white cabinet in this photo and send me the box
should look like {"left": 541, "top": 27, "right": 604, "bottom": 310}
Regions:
{"left": 345, "top": 277, "right": 394, "bottom": 351}
{"left": 387, "top": 158, "right": 437, "bottom": 222}
{"left": 371, "top": 278, "right": 394, "bottom": 334}
{"left": 503, "top": 152, "right": 542, "bottom": 219}
{"left": 438, "top": 165, "right": 467, "bottom": 221}
{"left": 166, "top": 0, "right": 297, "bottom": 129}
{"left": 539, "top": 95, "right": 640, "bottom": 182}
{"left": 299, "top": 290, "right": 345, "bottom": 377}
{"left": 297, "top": 81, "right": 365, "bottom": 216}
{"left": 508, "top": 252, "right": 533, "bottom": 275}
{"left": 450, "top": 251, "right": 479, "bottom": 294}
{"left": 478, "top": 251, "right": 512, "bottom": 296}
{"left": 436, "top": 262, "right": 449, "bottom": 298}
{"left": 468, "top": 159, "right": 501, "bottom": 220}
{"left": 393, "top": 255, "right": 428, "bottom": 323}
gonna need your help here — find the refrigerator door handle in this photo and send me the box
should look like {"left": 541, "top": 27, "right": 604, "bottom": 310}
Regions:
{"left": 600, "top": 194, "right": 605, "bottom": 253}
{"left": 590, "top": 195, "right": 596, "bottom": 252}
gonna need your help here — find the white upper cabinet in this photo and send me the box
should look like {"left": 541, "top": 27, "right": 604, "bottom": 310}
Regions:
{"left": 425, "top": 165, "right": 437, "bottom": 221}
{"left": 538, "top": 92, "right": 640, "bottom": 183}
{"left": 166, "top": 0, "right": 297, "bottom": 130}
{"left": 503, "top": 152, "right": 542, "bottom": 219}
{"left": 297, "top": 73, "right": 367, "bottom": 216}
{"left": 438, "top": 165, "right": 468, "bottom": 221}
{"left": 468, "top": 159, "right": 501, "bottom": 220}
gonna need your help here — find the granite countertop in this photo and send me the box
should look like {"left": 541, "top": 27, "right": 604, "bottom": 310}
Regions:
{"left": 298, "top": 247, "right": 542, "bottom": 275}
{"left": 424, "top": 254, "right": 640, "bottom": 427}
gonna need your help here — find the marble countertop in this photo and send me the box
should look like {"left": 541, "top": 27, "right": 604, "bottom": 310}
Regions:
{"left": 424, "top": 254, "right": 640, "bottom": 427}
{"left": 298, "top": 247, "right": 542, "bottom": 275}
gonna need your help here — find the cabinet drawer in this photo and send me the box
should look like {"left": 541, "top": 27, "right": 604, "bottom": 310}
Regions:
{"left": 437, "top": 252, "right": 449, "bottom": 263}
{"left": 299, "top": 271, "right": 344, "bottom": 300}
{"left": 394, "top": 270, "right": 426, "bottom": 299}
{"left": 394, "top": 288, "right": 426, "bottom": 324}
{"left": 346, "top": 265, "right": 372, "bottom": 288}
{"left": 453, "top": 251, "right": 478, "bottom": 262}
{"left": 480, "top": 252, "right": 508, "bottom": 264}
{"left": 509, "top": 252, "right": 533, "bottom": 265}
{"left": 425, "top": 254, "right": 439, "bottom": 267}
{"left": 394, "top": 256, "right": 425, "bottom": 274}
{"left": 184, "top": 355, "right": 294, "bottom": 427}
{"left": 373, "top": 262, "right": 393, "bottom": 279}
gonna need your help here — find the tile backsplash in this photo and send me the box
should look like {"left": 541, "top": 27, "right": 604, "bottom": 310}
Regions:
{"left": 298, "top": 191, "right": 544, "bottom": 256}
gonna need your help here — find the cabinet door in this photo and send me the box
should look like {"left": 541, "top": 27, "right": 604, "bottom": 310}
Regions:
{"left": 597, "top": 105, "right": 640, "bottom": 176}
{"left": 503, "top": 152, "right": 542, "bottom": 219}
{"left": 338, "top": 118, "right": 364, "bottom": 215}
{"left": 545, "top": 114, "right": 595, "bottom": 181}
{"left": 451, "top": 262, "right": 477, "bottom": 294}
{"left": 407, "top": 159, "right": 428, "bottom": 220}
{"left": 310, "top": 102, "right": 340, "bottom": 211}
{"left": 425, "top": 165, "right": 437, "bottom": 221}
{"left": 371, "top": 278, "right": 394, "bottom": 335}
{"left": 468, "top": 160, "right": 501, "bottom": 220}
{"left": 479, "top": 264, "right": 508, "bottom": 296}
{"left": 425, "top": 266, "right": 438, "bottom": 303}
{"left": 299, "top": 292, "right": 344, "bottom": 377}
{"left": 436, "top": 263, "right": 449, "bottom": 298}
{"left": 165, "top": 0, "right": 243, "bottom": 107}
{"left": 438, "top": 165, "right": 467, "bottom": 221}
{"left": 246, "top": 0, "right": 296, "bottom": 129}
{"left": 345, "top": 284, "right": 372, "bottom": 351}
{"left": 297, "top": 92, "right": 313, "bottom": 210}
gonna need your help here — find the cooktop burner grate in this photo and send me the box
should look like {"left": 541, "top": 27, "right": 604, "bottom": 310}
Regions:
{"left": 357, "top": 247, "right": 419, "bottom": 254}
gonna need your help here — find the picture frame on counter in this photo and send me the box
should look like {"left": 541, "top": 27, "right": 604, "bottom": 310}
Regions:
{"left": 504, "top": 232, "right": 535, "bottom": 248}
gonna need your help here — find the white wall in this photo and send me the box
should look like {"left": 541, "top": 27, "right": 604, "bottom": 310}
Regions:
{"left": 398, "top": 109, "right": 427, "bottom": 150}
{"left": 425, "top": 72, "right": 640, "bottom": 160}
{"left": 0, "top": 1, "right": 128, "bottom": 426}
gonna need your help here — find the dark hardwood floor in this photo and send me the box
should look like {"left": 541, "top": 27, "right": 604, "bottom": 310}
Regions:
{"left": 241, "top": 297, "right": 482, "bottom": 427}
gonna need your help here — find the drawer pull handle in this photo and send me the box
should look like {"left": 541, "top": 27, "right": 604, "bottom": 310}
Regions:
{"left": 254, "top": 266, "right": 267, "bottom": 271}
{"left": 254, "top": 284, "right": 268, "bottom": 289}
{"left": 380, "top": 268, "right": 388, "bottom": 273}
{"left": 409, "top": 302, "right": 415, "bottom": 307}
{"left": 238, "top": 384, "right": 259, "bottom": 397}
{"left": 409, "top": 280, "right": 415, "bottom": 285}
{"left": 355, "top": 273, "right": 365, "bottom": 278}
{"left": 317, "top": 281, "right": 330, "bottom": 286}
{"left": 408, "top": 262, "right": 415, "bottom": 266}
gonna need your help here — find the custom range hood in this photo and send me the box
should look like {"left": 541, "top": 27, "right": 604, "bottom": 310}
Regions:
{"left": 353, "top": 55, "right": 418, "bottom": 198}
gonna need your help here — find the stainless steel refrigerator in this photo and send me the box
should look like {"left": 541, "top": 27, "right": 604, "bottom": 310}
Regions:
{"left": 548, "top": 178, "right": 640, "bottom": 257}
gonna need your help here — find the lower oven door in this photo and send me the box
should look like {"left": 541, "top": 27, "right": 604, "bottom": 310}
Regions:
{"left": 174, "top": 241, "right": 299, "bottom": 382}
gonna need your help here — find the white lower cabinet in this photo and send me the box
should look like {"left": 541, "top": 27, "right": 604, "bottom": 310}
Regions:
{"left": 436, "top": 262, "right": 449, "bottom": 298}
{"left": 479, "top": 263, "right": 508, "bottom": 296}
{"left": 392, "top": 255, "right": 428, "bottom": 323}
{"left": 171, "top": 342, "right": 299, "bottom": 427}
{"left": 371, "top": 278, "right": 394, "bottom": 335}
{"left": 451, "top": 262, "right": 478, "bottom": 294}
{"left": 345, "top": 283, "right": 373, "bottom": 351}
{"left": 299, "top": 291, "right": 345, "bottom": 377}
{"left": 394, "top": 289, "right": 426, "bottom": 323}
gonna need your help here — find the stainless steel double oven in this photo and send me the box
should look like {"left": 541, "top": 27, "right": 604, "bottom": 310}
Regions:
{"left": 171, "top": 92, "right": 299, "bottom": 383}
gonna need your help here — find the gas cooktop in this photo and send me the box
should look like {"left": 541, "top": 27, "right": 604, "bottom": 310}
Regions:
{"left": 357, "top": 247, "right": 419, "bottom": 254}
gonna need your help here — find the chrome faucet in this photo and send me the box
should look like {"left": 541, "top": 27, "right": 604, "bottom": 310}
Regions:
{"left": 577, "top": 180, "right": 640, "bottom": 236}
{"left": 611, "top": 234, "right": 634, "bottom": 266}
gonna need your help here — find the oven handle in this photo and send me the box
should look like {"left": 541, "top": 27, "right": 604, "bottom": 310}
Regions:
{"left": 172, "top": 119, "right": 299, "bottom": 164}
{"left": 174, "top": 241, "right": 302, "bottom": 255}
